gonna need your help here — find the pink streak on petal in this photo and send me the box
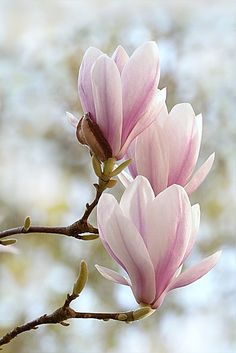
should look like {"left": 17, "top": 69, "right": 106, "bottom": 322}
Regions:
{"left": 98, "top": 193, "right": 156, "bottom": 304}
{"left": 118, "top": 88, "right": 166, "bottom": 159}
{"left": 182, "top": 204, "right": 200, "bottom": 262}
{"left": 97, "top": 194, "right": 127, "bottom": 269}
{"left": 168, "top": 251, "right": 221, "bottom": 290}
{"left": 78, "top": 47, "right": 103, "bottom": 120}
{"left": 134, "top": 121, "right": 169, "bottom": 195}
{"left": 184, "top": 153, "right": 215, "bottom": 195}
{"left": 152, "top": 266, "right": 182, "bottom": 309}
{"left": 112, "top": 45, "right": 129, "bottom": 74}
{"left": 91, "top": 55, "right": 123, "bottom": 156}
{"left": 95, "top": 265, "right": 131, "bottom": 286}
{"left": 145, "top": 185, "right": 192, "bottom": 298}
{"left": 166, "top": 104, "right": 202, "bottom": 185}
{"left": 119, "top": 176, "right": 155, "bottom": 238}
{"left": 125, "top": 139, "right": 138, "bottom": 178}
{"left": 121, "top": 41, "right": 160, "bottom": 145}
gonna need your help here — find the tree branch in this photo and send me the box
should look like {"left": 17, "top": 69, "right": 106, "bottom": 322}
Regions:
{"left": 0, "top": 290, "right": 138, "bottom": 347}
{"left": 0, "top": 183, "right": 102, "bottom": 241}
{"left": 0, "top": 222, "right": 98, "bottom": 241}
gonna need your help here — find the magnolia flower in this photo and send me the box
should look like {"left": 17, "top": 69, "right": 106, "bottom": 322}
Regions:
{"left": 67, "top": 41, "right": 166, "bottom": 161}
{"left": 121, "top": 103, "right": 214, "bottom": 195}
{"left": 96, "top": 176, "right": 220, "bottom": 309}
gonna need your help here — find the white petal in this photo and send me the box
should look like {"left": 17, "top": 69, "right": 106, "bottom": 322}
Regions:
{"left": 184, "top": 153, "right": 215, "bottom": 195}
{"left": 95, "top": 265, "right": 131, "bottom": 286}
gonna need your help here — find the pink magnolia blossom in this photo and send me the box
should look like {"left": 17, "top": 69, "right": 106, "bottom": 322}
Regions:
{"left": 121, "top": 103, "right": 214, "bottom": 195}
{"left": 67, "top": 42, "right": 166, "bottom": 160}
{"left": 96, "top": 176, "right": 220, "bottom": 309}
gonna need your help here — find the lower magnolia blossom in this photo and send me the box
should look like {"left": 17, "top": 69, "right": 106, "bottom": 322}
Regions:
{"left": 96, "top": 176, "right": 220, "bottom": 309}
{"left": 121, "top": 103, "right": 215, "bottom": 195}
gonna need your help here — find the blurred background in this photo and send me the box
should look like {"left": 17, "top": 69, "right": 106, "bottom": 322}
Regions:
{"left": 0, "top": 0, "right": 235, "bottom": 352}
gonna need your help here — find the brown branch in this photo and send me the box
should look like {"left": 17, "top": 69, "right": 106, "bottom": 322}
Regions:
{"left": 80, "top": 183, "right": 104, "bottom": 222}
{"left": 0, "top": 291, "right": 136, "bottom": 347}
{"left": 0, "top": 164, "right": 115, "bottom": 243}
{"left": 0, "top": 222, "right": 98, "bottom": 241}
{"left": 0, "top": 183, "right": 103, "bottom": 241}
{"left": 0, "top": 157, "right": 119, "bottom": 242}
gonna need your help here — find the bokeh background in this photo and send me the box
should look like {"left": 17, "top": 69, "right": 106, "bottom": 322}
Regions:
{"left": 0, "top": 1, "right": 235, "bottom": 352}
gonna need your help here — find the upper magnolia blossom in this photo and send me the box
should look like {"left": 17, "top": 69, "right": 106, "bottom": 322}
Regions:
{"left": 67, "top": 41, "right": 166, "bottom": 161}
{"left": 96, "top": 176, "right": 220, "bottom": 309}
{"left": 120, "top": 103, "right": 215, "bottom": 195}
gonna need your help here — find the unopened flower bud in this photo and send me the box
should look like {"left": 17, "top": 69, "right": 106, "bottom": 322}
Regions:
{"left": 76, "top": 113, "right": 112, "bottom": 162}
{"left": 73, "top": 260, "right": 88, "bottom": 295}
{"left": 132, "top": 306, "right": 155, "bottom": 321}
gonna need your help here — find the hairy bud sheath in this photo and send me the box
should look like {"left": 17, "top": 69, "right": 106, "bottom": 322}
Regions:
{"left": 76, "top": 113, "right": 112, "bottom": 162}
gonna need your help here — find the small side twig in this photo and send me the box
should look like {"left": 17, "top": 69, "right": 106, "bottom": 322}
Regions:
{"left": 0, "top": 164, "right": 110, "bottom": 242}
{"left": 0, "top": 263, "right": 154, "bottom": 349}
{"left": 0, "top": 294, "right": 136, "bottom": 347}
{"left": 0, "top": 182, "right": 102, "bottom": 242}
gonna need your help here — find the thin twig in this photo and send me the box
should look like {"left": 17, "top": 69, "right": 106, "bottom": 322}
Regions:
{"left": 0, "top": 183, "right": 102, "bottom": 241}
{"left": 0, "top": 291, "right": 135, "bottom": 347}
{"left": 0, "top": 222, "right": 98, "bottom": 241}
{"left": 80, "top": 184, "right": 104, "bottom": 222}
{"left": 0, "top": 157, "right": 116, "bottom": 242}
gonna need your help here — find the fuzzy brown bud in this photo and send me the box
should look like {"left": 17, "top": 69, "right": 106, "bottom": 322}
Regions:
{"left": 76, "top": 113, "right": 112, "bottom": 162}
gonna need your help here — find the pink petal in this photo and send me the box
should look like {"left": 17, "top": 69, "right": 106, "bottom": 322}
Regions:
{"left": 97, "top": 193, "right": 156, "bottom": 304}
{"left": 119, "top": 176, "right": 155, "bottom": 237}
{"left": 154, "top": 102, "right": 169, "bottom": 127}
{"left": 165, "top": 104, "right": 202, "bottom": 186}
{"left": 91, "top": 55, "right": 123, "bottom": 156}
{"left": 78, "top": 47, "right": 103, "bottom": 119}
{"left": 97, "top": 194, "right": 125, "bottom": 269}
{"left": 125, "top": 138, "right": 138, "bottom": 177}
{"left": 121, "top": 41, "right": 160, "bottom": 145}
{"left": 182, "top": 204, "right": 200, "bottom": 262}
{"left": 145, "top": 185, "right": 192, "bottom": 297}
{"left": 118, "top": 88, "right": 166, "bottom": 158}
{"left": 152, "top": 266, "right": 183, "bottom": 309}
{"left": 184, "top": 153, "right": 215, "bottom": 195}
{"left": 112, "top": 45, "right": 129, "bottom": 74}
{"left": 168, "top": 251, "right": 221, "bottom": 290}
{"left": 95, "top": 265, "right": 131, "bottom": 286}
{"left": 66, "top": 112, "right": 79, "bottom": 128}
{"left": 133, "top": 121, "right": 169, "bottom": 195}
